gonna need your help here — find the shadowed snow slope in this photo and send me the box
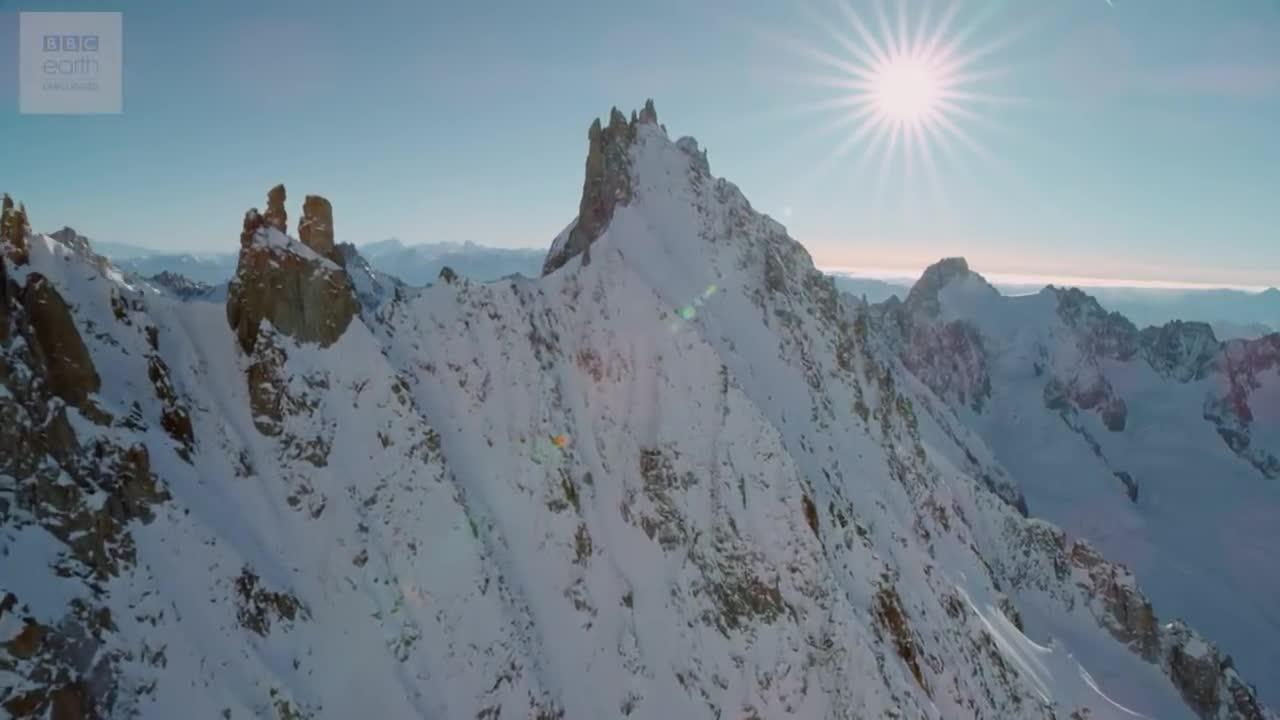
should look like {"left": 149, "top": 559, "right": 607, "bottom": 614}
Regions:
{"left": 0, "top": 114, "right": 1272, "bottom": 720}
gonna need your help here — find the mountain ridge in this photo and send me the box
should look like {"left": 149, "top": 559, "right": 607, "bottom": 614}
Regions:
{"left": 880, "top": 255, "right": 1280, "bottom": 705}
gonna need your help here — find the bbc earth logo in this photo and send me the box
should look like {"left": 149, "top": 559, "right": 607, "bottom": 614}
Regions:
{"left": 19, "top": 12, "right": 123, "bottom": 114}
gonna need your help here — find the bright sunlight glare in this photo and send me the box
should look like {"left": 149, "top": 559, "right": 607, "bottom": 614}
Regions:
{"left": 873, "top": 57, "right": 941, "bottom": 121}
{"left": 769, "top": 0, "right": 1021, "bottom": 203}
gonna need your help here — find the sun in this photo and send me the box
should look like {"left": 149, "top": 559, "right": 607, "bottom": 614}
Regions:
{"left": 872, "top": 57, "right": 942, "bottom": 121}
{"left": 765, "top": 0, "right": 1018, "bottom": 199}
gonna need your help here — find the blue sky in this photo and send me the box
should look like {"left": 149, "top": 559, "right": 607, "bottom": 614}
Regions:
{"left": 2, "top": 0, "right": 1278, "bottom": 287}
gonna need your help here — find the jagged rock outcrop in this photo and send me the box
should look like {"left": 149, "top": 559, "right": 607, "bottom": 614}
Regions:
{"left": 2, "top": 194, "right": 31, "bottom": 264}
{"left": 298, "top": 194, "right": 337, "bottom": 262}
{"left": 263, "top": 183, "right": 287, "bottom": 233}
{"left": 1044, "top": 372, "right": 1128, "bottom": 431}
{"left": 1114, "top": 470, "right": 1139, "bottom": 502}
{"left": 541, "top": 100, "right": 661, "bottom": 275}
{"left": 1163, "top": 620, "right": 1269, "bottom": 720}
{"left": 1140, "top": 320, "right": 1219, "bottom": 382}
{"left": 1053, "top": 286, "right": 1140, "bottom": 361}
{"left": 880, "top": 259, "right": 995, "bottom": 412}
{"left": 1004, "top": 521, "right": 1272, "bottom": 718}
{"left": 225, "top": 186, "right": 358, "bottom": 354}
{"left": 146, "top": 270, "right": 215, "bottom": 300}
{"left": 1, "top": 199, "right": 172, "bottom": 719}
{"left": 1204, "top": 333, "right": 1280, "bottom": 478}
{"left": 1069, "top": 540, "right": 1161, "bottom": 661}
{"left": 21, "top": 274, "right": 102, "bottom": 412}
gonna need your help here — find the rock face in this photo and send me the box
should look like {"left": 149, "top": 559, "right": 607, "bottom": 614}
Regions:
{"left": 2, "top": 194, "right": 31, "bottom": 264}
{"left": 1203, "top": 333, "right": 1280, "bottom": 478}
{"left": 541, "top": 101, "right": 661, "bottom": 275}
{"left": 1163, "top": 621, "right": 1269, "bottom": 720}
{"left": 145, "top": 271, "right": 215, "bottom": 300}
{"left": 21, "top": 274, "right": 102, "bottom": 410}
{"left": 1, "top": 197, "right": 171, "bottom": 718}
{"left": 225, "top": 186, "right": 358, "bottom": 354}
{"left": 880, "top": 259, "right": 995, "bottom": 412}
{"left": 1140, "top": 321, "right": 1219, "bottom": 382}
{"left": 263, "top": 183, "right": 287, "bottom": 233}
{"left": 298, "top": 194, "right": 337, "bottom": 261}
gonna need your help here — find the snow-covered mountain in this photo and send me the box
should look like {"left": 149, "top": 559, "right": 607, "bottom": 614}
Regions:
{"left": 1, "top": 104, "right": 1273, "bottom": 720}
{"left": 827, "top": 271, "right": 1278, "bottom": 341}
{"left": 876, "top": 257, "right": 1280, "bottom": 706}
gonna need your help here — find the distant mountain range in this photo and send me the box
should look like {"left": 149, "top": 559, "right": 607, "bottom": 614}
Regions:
{"left": 97, "top": 236, "right": 545, "bottom": 287}
{"left": 833, "top": 272, "right": 1278, "bottom": 340}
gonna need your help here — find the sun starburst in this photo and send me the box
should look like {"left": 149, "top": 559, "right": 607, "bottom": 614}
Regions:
{"left": 766, "top": 0, "right": 1020, "bottom": 204}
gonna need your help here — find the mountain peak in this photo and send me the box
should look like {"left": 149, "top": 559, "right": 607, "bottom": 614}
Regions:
{"left": 905, "top": 257, "right": 994, "bottom": 317}
{"left": 48, "top": 226, "right": 95, "bottom": 256}
{"left": 541, "top": 101, "right": 666, "bottom": 276}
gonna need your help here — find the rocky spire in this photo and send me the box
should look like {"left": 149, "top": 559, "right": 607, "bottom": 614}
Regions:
{"left": 298, "top": 195, "right": 336, "bottom": 260}
{"left": 263, "top": 183, "right": 288, "bottom": 233}
{"left": 541, "top": 102, "right": 658, "bottom": 276}
{"left": 240, "top": 208, "right": 265, "bottom": 248}
{"left": 226, "top": 185, "right": 358, "bottom": 354}
{"left": 638, "top": 98, "right": 658, "bottom": 125}
{"left": 1, "top": 193, "right": 31, "bottom": 264}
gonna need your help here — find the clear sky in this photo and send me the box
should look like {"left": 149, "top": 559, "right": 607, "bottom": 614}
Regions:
{"left": 2, "top": 0, "right": 1278, "bottom": 288}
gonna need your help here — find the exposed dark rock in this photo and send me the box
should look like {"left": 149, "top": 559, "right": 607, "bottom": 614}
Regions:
{"left": 47, "top": 227, "right": 93, "bottom": 256}
{"left": 240, "top": 208, "right": 265, "bottom": 249}
{"left": 1140, "top": 321, "right": 1218, "bottom": 382}
{"left": 298, "top": 194, "right": 337, "bottom": 262}
{"left": 21, "top": 274, "right": 102, "bottom": 413}
{"left": 1203, "top": 334, "right": 1280, "bottom": 478}
{"left": 1114, "top": 470, "right": 1139, "bottom": 502}
{"left": 874, "top": 584, "right": 929, "bottom": 696}
{"left": 542, "top": 103, "right": 650, "bottom": 275}
{"left": 263, "top": 183, "right": 288, "bottom": 233}
{"left": 1052, "top": 286, "right": 1140, "bottom": 362}
{"left": 233, "top": 567, "right": 309, "bottom": 637}
{"left": 226, "top": 187, "right": 358, "bottom": 354}
{"left": 2, "top": 193, "right": 31, "bottom": 264}
{"left": 146, "top": 271, "right": 215, "bottom": 300}
{"left": 1069, "top": 541, "right": 1160, "bottom": 661}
